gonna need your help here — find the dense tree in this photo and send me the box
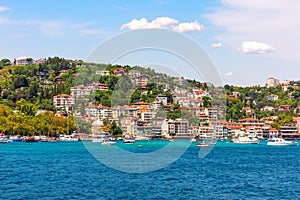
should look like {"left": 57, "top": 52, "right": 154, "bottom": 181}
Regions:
{"left": 16, "top": 98, "right": 37, "bottom": 116}
{"left": 271, "top": 113, "right": 293, "bottom": 130}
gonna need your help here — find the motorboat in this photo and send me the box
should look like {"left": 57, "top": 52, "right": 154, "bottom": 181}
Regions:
{"left": 101, "top": 139, "right": 117, "bottom": 146}
{"left": 0, "top": 133, "right": 8, "bottom": 143}
{"left": 59, "top": 134, "right": 79, "bottom": 141}
{"left": 8, "top": 135, "right": 23, "bottom": 142}
{"left": 196, "top": 142, "right": 208, "bottom": 147}
{"left": 48, "top": 137, "right": 58, "bottom": 142}
{"left": 190, "top": 138, "right": 197, "bottom": 142}
{"left": 92, "top": 133, "right": 110, "bottom": 143}
{"left": 232, "top": 136, "right": 259, "bottom": 144}
{"left": 123, "top": 138, "right": 135, "bottom": 144}
{"left": 135, "top": 136, "right": 149, "bottom": 141}
{"left": 267, "top": 138, "right": 298, "bottom": 146}
{"left": 40, "top": 135, "right": 48, "bottom": 142}
{"left": 24, "top": 136, "right": 39, "bottom": 142}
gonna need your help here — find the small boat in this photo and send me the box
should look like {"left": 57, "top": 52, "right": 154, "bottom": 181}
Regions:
{"left": 0, "top": 133, "right": 8, "bottom": 143}
{"left": 169, "top": 139, "right": 174, "bottom": 142}
{"left": 196, "top": 142, "right": 209, "bottom": 147}
{"left": 24, "top": 136, "right": 39, "bottom": 142}
{"left": 124, "top": 138, "right": 135, "bottom": 144}
{"left": 267, "top": 138, "right": 298, "bottom": 146}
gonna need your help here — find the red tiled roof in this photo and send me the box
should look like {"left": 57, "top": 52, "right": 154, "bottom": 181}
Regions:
{"left": 133, "top": 102, "right": 149, "bottom": 105}
{"left": 54, "top": 94, "right": 71, "bottom": 97}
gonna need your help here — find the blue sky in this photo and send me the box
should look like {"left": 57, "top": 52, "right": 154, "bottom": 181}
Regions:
{"left": 0, "top": 0, "right": 299, "bottom": 86}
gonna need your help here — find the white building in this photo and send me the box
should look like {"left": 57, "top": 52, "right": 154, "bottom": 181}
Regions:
{"left": 95, "top": 70, "right": 110, "bottom": 76}
{"left": 121, "top": 117, "right": 138, "bottom": 136}
{"left": 16, "top": 56, "right": 33, "bottom": 66}
{"left": 141, "top": 112, "right": 156, "bottom": 121}
{"left": 127, "top": 70, "right": 141, "bottom": 78}
{"left": 53, "top": 94, "right": 74, "bottom": 111}
{"left": 134, "top": 75, "right": 149, "bottom": 86}
{"left": 168, "top": 119, "right": 189, "bottom": 137}
{"left": 71, "top": 83, "right": 108, "bottom": 100}
{"left": 85, "top": 104, "right": 112, "bottom": 120}
{"left": 155, "top": 95, "right": 168, "bottom": 105}
{"left": 266, "top": 77, "right": 280, "bottom": 88}
{"left": 197, "top": 126, "right": 215, "bottom": 139}
{"left": 112, "top": 106, "right": 138, "bottom": 119}
{"left": 267, "top": 94, "right": 278, "bottom": 101}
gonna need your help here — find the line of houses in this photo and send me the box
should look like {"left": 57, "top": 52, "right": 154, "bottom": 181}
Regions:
{"left": 52, "top": 71, "right": 300, "bottom": 139}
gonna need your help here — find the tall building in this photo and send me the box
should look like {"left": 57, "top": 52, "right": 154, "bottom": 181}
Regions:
{"left": 266, "top": 77, "right": 280, "bottom": 88}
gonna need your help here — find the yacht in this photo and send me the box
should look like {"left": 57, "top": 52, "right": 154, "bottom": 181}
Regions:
{"left": 123, "top": 138, "right": 135, "bottom": 144}
{"left": 92, "top": 133, "right": 110, "bottom": 143}
{"left": 40, "top": 135, "right": 48, "bottom": 142}
{"left": 267, "top": 138, "right": 298, "bottom": 146}
{"left": 59, "top": 134, "right": 79, "bottom": 141}
{"left": 24, "top": 136, "right": 39, "bottom": 142}
{"left": 101, "top": 138, "right": 117, "bottom": 146}
{"left": 232, "top": 136, "right": 259, "bottom": 144}
{"left": 8, "top": 135, "right": 23, "bottom": 142}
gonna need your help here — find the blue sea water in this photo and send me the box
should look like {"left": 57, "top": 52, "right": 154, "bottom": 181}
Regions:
{"left": 1, "top": 141, "right": 300, "bottom": 200}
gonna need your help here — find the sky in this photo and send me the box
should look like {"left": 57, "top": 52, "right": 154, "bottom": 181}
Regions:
{"left": 0, "top": 0, "right": 299, "bottom": 86}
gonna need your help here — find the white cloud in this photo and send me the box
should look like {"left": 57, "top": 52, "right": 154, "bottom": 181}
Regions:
{"left": 225, "top": 72, "right": 233, "bottom": 76}
{"left": 242, "top": 41, "right": 276, "bottom": 54}
{"left": 173, "top": 21, "right": 203, "bottom": 33}
{"left": 205, "top": 0, "right": 300, "bottom": 60}
{"left": 211, "top": 42, "right": 222, "bottom": 48}
{"left": 120, "top": 17, "right": 178, "bottom": 30}
{"left": 0, "top": 6, "right": 9, "bottom": 12}
{"left": 120, "top": 17, "right": 203, "bottom": 33}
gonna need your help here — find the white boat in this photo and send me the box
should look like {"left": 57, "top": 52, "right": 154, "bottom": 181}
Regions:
{"left": 92, "top": 133, "right": 110, "bottom": 143}
{"left": 40, "top": 135, "right": 48, "bottom": 142}
{"left": 232, "top": 136, "right": 259, "bottom": 144}
{"left": 196, "top": 142, "right": 208, "bottom": 147}
{"left": 190, "top": 138, "right": 197, "bottom": 142}
{"left": 0, "top": 134, "right": 8, "bottom": 143}
{"left": 267, "top": 138, "right": 298, "bottom": 146}
{"left": 135, "top": 136, "right": 149, "bottom": 141}
{"left": 101, "top": 139, "right": 117, "bottom": 146}
{"left": 8, "top": 135, "right": 23, "bottom": 142}
{"left": 123, "top": 138, "right": 135, "bottom": 144}
{"left": 59, "top": 134, "right": 79, "bottom": 141}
